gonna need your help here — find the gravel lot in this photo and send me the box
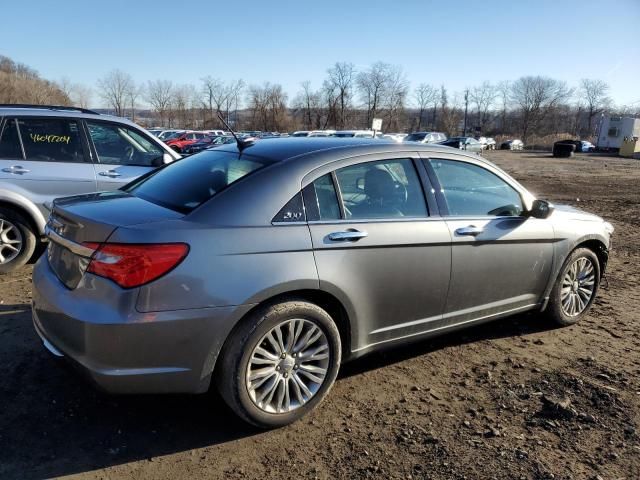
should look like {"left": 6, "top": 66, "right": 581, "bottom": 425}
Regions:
{"left": 1, "top": 150, "right": 638, "bottom": 480}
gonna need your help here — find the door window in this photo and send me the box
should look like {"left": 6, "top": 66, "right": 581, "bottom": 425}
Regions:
{"left": 429, "top": 159, "right": 523, "bottom": 216}
{"left": 0, "top": 119, "right": 23, "bottom": 159}
{"left": 18, "top": 118, "right": 86, "bottom": 163}
{"left": 87, "top": 122, "right": 164, "bottom": 166}
{"left": 335, "top": 159, "right": 427, "bottom": 219}
{"left": 309, "top": 173, "right": 341, "bottom": 221}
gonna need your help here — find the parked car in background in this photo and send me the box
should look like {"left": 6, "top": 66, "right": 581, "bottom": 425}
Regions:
{"left": 158, "top": 130, "right": 186, "bottom": 141}
{"left": 0, "top": 104, "right": 179, "bottom": 273}
{"left": 440, "top": 136, "right": 484, "bottom": 153}
{"left": 500, "top": 139, "right": 524, "bottom": 150}
{"left": 333, "top": 130, "right": 375, "bottom": 138}
{"left": 292, "top": 131, "right": 310, "bottom": 137}
{"left": 485, "top": 138, "right": 496, "bottom": 150}
{"left": 308, "top": 130, "right": 336, "bottom": 137}
{"left": 182, "top": 135, "right": 235, "bottom": 155}
{"left": 165, "top": 131, "right": 209, "bottom": 153}
{"left": 404, "top": 131, "right": 447, "bottom": 143}
{"left": 581, "top": 141, "right": 595, "bottom": 152}
{"left": 33, "top": 137, "right": 612, "bottom": 428}
{"left": 382, "top": 133, "right": 405, "bottom": 142}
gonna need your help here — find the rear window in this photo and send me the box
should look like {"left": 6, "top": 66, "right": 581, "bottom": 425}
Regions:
{"left": 126, "top": 150, "right": 270, "bottom": 213}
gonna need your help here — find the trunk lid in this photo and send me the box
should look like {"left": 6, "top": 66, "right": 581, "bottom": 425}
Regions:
{"left": 46, "top": 191, "right": 183, "bottom": 289}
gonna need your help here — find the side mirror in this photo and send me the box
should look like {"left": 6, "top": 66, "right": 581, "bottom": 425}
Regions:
{"left": 528, "top": 199, "right": 554, "bottom": 219}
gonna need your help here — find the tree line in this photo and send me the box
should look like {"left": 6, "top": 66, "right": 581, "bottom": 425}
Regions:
{"left": 1, "top": 55, "right": 637, "bottom": 144}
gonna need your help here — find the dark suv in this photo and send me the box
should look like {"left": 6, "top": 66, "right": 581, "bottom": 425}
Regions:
{"left": 0, "top": 105, "right": 180, "bottom": 272}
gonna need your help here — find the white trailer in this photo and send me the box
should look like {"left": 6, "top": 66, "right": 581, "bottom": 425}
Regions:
{"left": 597, "top": 116, "right": 640, "bottom": 150}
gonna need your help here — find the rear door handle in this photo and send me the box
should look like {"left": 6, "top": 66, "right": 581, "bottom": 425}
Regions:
{"left": 328, "top": 230, "right": 368, "bottom": 242}
{"left": 2, "top": 165, "right": 30, "bottom": 174}
{"left": 99, "top": 170, "right": 122, "bottom": 178}
{"left": 455, "top": 225, "right": 484, "bottom": 236}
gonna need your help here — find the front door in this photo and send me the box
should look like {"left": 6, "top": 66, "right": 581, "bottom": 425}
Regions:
{"left": 424, "top": 156, "right": 555, "bottom": 324}
{"left": 85, "top": 120, "right": 164, "bottom": 190}
{"left": 306, "top": 156, "right": 451, "bottom": 352}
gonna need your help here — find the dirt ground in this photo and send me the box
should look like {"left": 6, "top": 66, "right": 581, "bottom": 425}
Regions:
{"left": 0, "top": 150, "right": 638, "bottom": 480}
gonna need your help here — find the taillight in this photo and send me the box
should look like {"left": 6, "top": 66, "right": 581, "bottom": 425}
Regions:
{"left": 82, "top": 243, "right": 189, "bottom": 288}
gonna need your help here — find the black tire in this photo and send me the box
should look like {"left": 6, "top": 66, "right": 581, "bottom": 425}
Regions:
{"left": 216, "top": 300, "right": 342, "bottom": 428}
{"left": 546, "top": 248, "right": 600, "bottom": 326}
{"left": 0, "top": 207, "right": 37, "bottom": 274}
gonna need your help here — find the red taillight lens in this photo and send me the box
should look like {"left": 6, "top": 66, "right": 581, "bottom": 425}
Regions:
{"left": 83, "top": 243, "right": 189, "bottom": 288}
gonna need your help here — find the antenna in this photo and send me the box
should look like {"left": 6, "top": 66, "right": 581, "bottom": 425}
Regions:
{"left": 216, "top": 111, "right": 253, "bottom": 152}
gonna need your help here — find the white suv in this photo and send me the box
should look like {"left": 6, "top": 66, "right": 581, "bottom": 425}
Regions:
{"left": 0, "top": 104, "right": 180, "bottom": 272}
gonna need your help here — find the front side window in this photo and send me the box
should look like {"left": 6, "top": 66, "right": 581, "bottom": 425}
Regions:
{"left": 87, "top": 122, "right": 164, "bottom": 166}
{"left": 18, "top": 118, "right": 85, "bottom": 163}
{"left": 335, "top": 159, "right": 427, "bottom": 219}
{"left": 0, "top": 119, "right": 23, "bottom": 159}
{"left": 126, "top": 150, "right": 269, "bottom": 213}
{"left": 429, "top": 159, "right": 523, "bottom": 217}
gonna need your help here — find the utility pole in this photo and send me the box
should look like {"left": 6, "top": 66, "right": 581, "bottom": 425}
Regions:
{"left": 463, "top": 89, "right": 469, "bottom": 136}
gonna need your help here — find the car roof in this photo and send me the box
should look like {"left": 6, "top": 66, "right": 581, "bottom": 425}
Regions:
{"left": 215, "top": 137, "right": 486, "bottom": 165}
{"left": 0, "top": 106, "right": 139, "bottom": 128}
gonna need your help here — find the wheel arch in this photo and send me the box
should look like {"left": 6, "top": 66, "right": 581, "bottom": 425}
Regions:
{"left": 0, "top": 196, "right": 45, "bottom": 236}
{"left": 210, "top": 289, "right": 353, "bottom": 385}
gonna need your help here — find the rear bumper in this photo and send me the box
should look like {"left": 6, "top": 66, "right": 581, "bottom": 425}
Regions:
{"left": 32, "top": 255, "right": 252, "bottom": 394}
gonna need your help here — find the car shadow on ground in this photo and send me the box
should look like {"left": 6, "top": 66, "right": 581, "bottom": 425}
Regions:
{"left": 0, "top": 306, "right": 557, "bottom": 479}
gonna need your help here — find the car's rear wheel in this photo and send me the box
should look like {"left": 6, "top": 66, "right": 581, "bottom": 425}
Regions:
{"left": 217, "top": 300, "right": 341, "bottom": 428}
{"left": 0, "top": 207, "right": 37, "bottom": 274}
{"left": 546, "top": 248, "right": 600, "bottom": 326}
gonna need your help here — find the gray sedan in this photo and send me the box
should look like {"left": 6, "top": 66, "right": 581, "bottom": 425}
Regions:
{"left": 32, "top": 138, "right": 613, "bottom": 427}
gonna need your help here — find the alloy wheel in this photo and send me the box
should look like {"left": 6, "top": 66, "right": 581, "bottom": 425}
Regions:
{"left": 246, "top": 318, "right": 330, "bottom": 414}
{"left": 560, "top": 257, "right": 596, "bottom": 317}
{"left": 0, "top": 218, "right": 23, "bottom": 265}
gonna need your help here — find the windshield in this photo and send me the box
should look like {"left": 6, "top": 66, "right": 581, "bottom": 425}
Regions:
{"left": 125, "top": 150, "right": 270, "bottom": 213}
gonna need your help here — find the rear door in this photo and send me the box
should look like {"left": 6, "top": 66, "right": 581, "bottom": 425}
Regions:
{"left": 0, "top": 116, "right": 96, "bottom": 217}
{"left": 85, "top": 120, "right": 165, "bottom": 190}
{"left": 423, "top": 154, "right": 555, "bottom": 324}
{"left": 305, "top": 154, "right": 451, "bottom": 352}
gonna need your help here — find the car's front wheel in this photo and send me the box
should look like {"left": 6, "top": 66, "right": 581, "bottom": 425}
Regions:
{"left": 546, "top": 248, "right": 600, "bottom": 326}
{"left": 0, "top": 207, "right": 37, "bottom": 274}
{"left": 217, "top": 300, "right": 341, "bottom": 428}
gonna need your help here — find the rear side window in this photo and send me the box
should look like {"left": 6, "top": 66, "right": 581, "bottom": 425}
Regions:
{"left": 309, "top": 174, "right": 341, "bottom": 220}
{"left": 18, "top": 118, "right": 85, "bottom": 163}
{"left": 335, "top": 159, "right": 427, "bottom": 219}
{"left": 126, "top": 150, "right": 269, "bottom": 213}
{"left": 0, "top": 119, "right": 23, "bottom": 159}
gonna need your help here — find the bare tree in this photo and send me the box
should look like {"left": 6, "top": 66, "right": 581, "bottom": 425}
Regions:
{"left": 145, "top": 80, "right": 174, "bottom": 126}
{"left": 357, "top": 62, "right": 390, "bottom": 128}
{"left": 247, "top": 83, "right": 290, "bottom": 132}
{"left": 510, "top": 76, "right": 572, "bottom": 142}
{"left": 414, "top": 84, "right": 437, "bottom": 131}
{"left": 469, "top": 81, "right": 497, "bottom": 134}
{"left": 97, "top": 70, "right": 134, "bottom": 116}
{"left": 496, "top": 80, "right": 511, "bottom": 132}
{"left": 326, "top": 62, "right": 355, "bottom": 129}
{"left": 0, "top": 55, "right": 70, "bottom": 105}
{"left": 383, "top": 66, "right": 408, "bottom": 132}
{"left": 580, "top": 79, "right": 611, "bottom": 136}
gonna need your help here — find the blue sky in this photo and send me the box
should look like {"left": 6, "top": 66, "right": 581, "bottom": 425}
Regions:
{"left": 2, "top": 0, "right": 639, "bottom": 107}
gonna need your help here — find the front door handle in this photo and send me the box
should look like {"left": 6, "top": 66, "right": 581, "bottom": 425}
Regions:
{"left": 99, "top": 170, "right": 122, "bottom": 178}
{"left": 455, "top": 225, "right": 484, "bottom": 236}
{"left": 2, "top": 165, "right": 30, "bottom": 174}
{"left": 328, "top": 230, "right": 368, "bottom": 242}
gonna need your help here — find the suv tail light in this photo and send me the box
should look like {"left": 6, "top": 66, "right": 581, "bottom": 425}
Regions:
{"left": 83, "top": 242, "right": 189, "bottom": 288}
